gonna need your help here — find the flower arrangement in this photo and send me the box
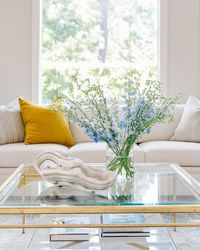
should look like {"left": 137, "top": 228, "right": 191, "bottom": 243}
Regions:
{"left": 56, "top": 79, "right": 178, "bottom": 178}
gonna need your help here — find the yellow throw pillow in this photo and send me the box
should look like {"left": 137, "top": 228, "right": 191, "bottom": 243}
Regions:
{"left": 19, "top": 98, "right": 75, "bottom": 146}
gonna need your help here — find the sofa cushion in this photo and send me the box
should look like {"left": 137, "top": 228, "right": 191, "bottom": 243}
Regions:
{"left": 0, "top": 143, "right": 69, "bottom": 167}
{"left": 69, "top": 105, "right": 185, "bottom": 144}
{"left": 67, "top": 142, "right": 106, "bottom": 163}
{"left": 138, "top": 105, "right": 184, "bottom": 143}
{"left": 19, "top": 98, "right": 75, "bottom": 146}
{"left": 67, "top": 142, "right": 145, "bottom": 163}
{"left": 0, "top": 106, "right": 24, "bottom": 145}
{"left": 70, "top": 123, "right": 92, "bottom": 143}
{"left": 139, "top": 141, "right": 200, "bottom": 166}
{"left": 132, "top": 144, "right": 145, "bottom": 163}
{"left": 171, "top": 96, "right": 200, "bottom": 142}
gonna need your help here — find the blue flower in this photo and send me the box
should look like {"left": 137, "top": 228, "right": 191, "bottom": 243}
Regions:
{"left": 119, "top": 120, "right": 126, "bottom": 128}
{"left": 147, "top": 127, "right": 151, "bottom": 134}
{"left": 91, "top": 134, "right": 102, "bottom": 142}
{"left": 92, "top": 135, "right": 100, "bottom": 143}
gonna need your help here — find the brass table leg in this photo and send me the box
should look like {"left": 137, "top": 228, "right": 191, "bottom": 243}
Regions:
{"left": 22, "top": 213, "right": 26, "bottom": 234}
{"left": 173, "top": 213, "right": 176, "bottom": 232}
{"left": 172, "top": 175, "right": 177, "bottom": 232}
{"left": 22, "top": 172, "right": 25, "bottom": 234}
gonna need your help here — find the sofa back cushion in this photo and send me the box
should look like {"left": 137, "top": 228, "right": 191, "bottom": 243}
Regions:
{"left": 138, "top": 105, "right": 185, "bottom": 143}
{"left": 70, "top": 123, "right": 92, "bottom": 143}
{"left": 171, "top": 96, "right": 200, "bottom": 142}
{"left": 69, "top": 105, "right": 185, "bottom": 143}
{"left": 0, "top": 106, "right": 24, "bottom": 145}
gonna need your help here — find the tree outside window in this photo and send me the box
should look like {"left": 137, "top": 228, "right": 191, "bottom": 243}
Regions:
{"left": 42, "top": 0, "right": 158, "bottom": 103}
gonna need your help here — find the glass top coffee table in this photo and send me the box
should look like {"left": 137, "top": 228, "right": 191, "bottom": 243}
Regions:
{"left": 0, "top": 163, "right": 200, "bottom": 230}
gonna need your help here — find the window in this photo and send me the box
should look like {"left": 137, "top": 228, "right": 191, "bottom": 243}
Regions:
{"left": 41, "top": 0, "right": 158, "bottom": 103}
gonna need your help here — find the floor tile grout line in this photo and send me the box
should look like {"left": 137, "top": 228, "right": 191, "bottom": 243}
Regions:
{"left": 161, "top": 214, "right": 179, "bottom": 250}
{"left": 27, "top": 215, "right": 42, "bottom": 250}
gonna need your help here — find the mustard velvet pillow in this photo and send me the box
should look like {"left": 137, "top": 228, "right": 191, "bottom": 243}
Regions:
{"left": 19, "top": 98, "right": 75, "bottom": 146}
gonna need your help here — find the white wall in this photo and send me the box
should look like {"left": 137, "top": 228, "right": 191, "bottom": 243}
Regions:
{"left": 0, "top": 0, "right": 32, "bottom": 105}
{"left": 0, "top": 0, "right": 200, "bottom": 105}
{"left": 167, "top": 0, "right": 200, "bottom": 102}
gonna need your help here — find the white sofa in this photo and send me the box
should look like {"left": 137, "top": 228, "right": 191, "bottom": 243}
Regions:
{"left": 0, "top": 104, "right": 200, "bottom": 182}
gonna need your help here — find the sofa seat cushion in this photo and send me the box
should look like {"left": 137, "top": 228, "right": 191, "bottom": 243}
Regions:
{"left": 132, "top": 144, "right": 145, "bottom": 163}
{"left": 67, "top": 142, "right": 145, "bottom": 163}
{"left": 0, "top": 143, "right": 69, "bottom": 167}
{"left": 67, "top": 142, "right": 107, "bottom": 163}
{"left": 139, "top": 141, "right": 200, "bottom": 166}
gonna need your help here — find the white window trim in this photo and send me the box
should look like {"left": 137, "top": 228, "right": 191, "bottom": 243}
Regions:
{"left": 32, "top": 0, "right": 168, "bottom": 103}
{"left": 158, "top": 0, "right": 168, "bottom": 96}
{"left": 31, "top": 0, "right": 42, "bottom": 103}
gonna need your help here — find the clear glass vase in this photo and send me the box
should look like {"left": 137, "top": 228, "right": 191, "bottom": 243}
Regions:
{"left": 108, "top": 177, "right": 134, "bottom": 202}
{"left": 106, "top": 146, "right": 134, "bottom": 178}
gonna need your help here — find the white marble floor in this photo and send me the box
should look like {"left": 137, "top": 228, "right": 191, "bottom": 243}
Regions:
{"left": 163, "top": 213, "right": 200, "bottom": 250}
{"left": 0, "top": 214, "right": 199, "bottom": 250}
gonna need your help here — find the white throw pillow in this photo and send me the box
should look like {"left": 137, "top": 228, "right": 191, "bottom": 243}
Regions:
{"left": 171, "top": 96, "right": 200, "bottom": 142}
{"left": 0, "top": 98, "right": 24, "bottom": 145}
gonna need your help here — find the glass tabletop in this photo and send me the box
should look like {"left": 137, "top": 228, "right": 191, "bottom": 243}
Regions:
{"left": 0, "top": 163, "right": 200, "bottom": 207}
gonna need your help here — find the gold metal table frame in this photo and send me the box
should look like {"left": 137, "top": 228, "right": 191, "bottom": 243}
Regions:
{"left": 0, "top": 163, "right": 200, "bottom": 230}
{"left": 0, "top": 205, "right": 199, "bottom": 230}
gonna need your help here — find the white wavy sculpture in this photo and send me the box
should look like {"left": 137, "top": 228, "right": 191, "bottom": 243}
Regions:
{"left": 33, "top": 152, "right": 117, "bottom": 190}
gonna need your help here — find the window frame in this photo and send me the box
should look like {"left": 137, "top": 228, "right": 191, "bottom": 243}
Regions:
{"left": 32, "top": 0, "right": 168, "bottom": 103}
{"left": 32, "top": 0, "right": 42, "bottom": 103}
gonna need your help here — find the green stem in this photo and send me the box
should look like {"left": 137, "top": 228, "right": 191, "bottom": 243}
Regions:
{"left": 107, "top": 140, "right": 135, "bottom": 178}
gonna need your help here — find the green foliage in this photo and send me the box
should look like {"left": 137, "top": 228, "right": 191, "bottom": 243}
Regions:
{"left": 57, "top": 80, "right": 178, "bottom": 177}
{"left": 42, "top": 65, "right": 157, "bottom": 103}
{"left": 42, "top": 0, "right": 158, "bottom": 103}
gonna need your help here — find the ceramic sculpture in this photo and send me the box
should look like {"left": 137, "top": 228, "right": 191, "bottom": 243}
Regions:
{"left": 33, "top": 152, "right": 117, "bottom": 190}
